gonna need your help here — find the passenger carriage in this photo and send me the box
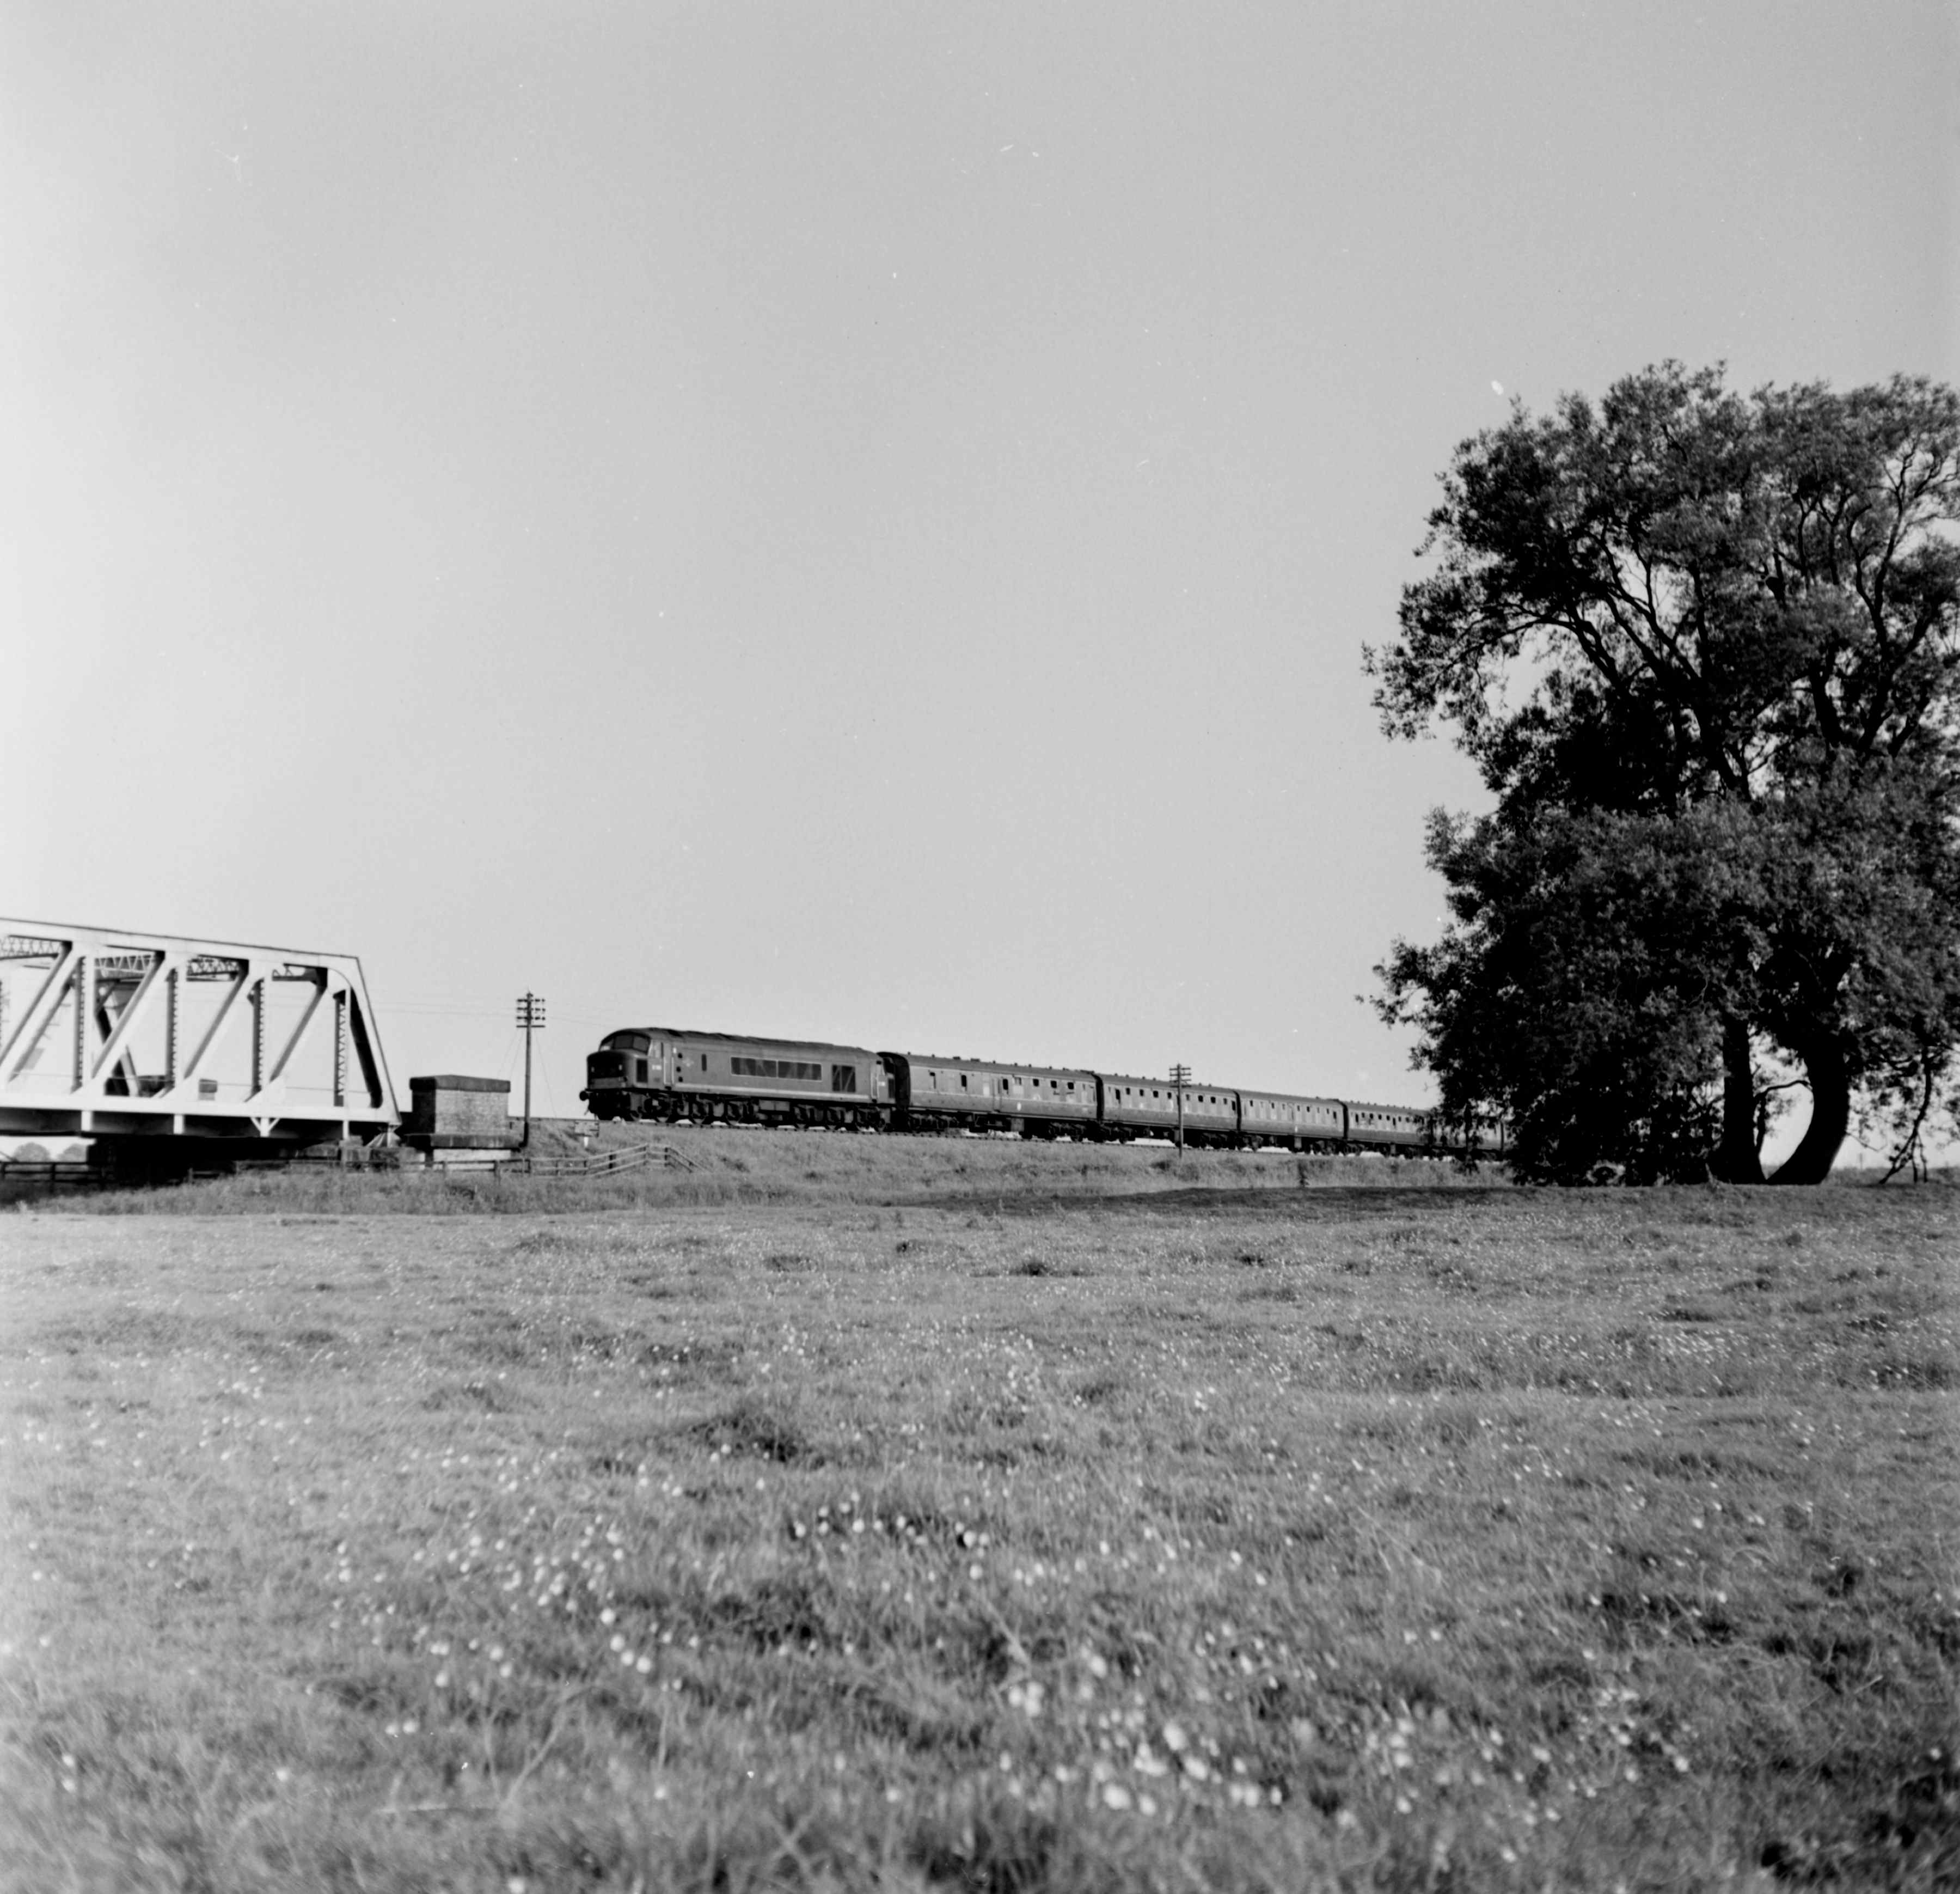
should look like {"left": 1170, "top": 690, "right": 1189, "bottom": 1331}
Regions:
{"left": 1238, "top": 1090, "right": 1346, "bottom": 1151}
{"left": 1423, "top": 1111, "right": 1510, "bottom": 1157}
{"left": 883, "top": 1053, "right": 1097, "bottom": 1137}
{"left": 1344, "top": 1101, "right": 1429, "bottom": 1151}
{"left": 1097, "top": 1074, "right": 1238, "bottom": 1144}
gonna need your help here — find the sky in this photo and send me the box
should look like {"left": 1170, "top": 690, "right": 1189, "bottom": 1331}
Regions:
{"left": 4, "top": 2, "right": 1957, "bottom": 1143}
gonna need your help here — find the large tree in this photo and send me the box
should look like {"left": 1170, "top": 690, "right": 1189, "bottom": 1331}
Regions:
{"left": 1369, "top": 363, "right": 1960, "bottom": 1183}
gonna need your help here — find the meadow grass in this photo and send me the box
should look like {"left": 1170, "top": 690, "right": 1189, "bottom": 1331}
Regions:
{"left": 2, "top": 1169, "right": 1955, "bottom": 1890}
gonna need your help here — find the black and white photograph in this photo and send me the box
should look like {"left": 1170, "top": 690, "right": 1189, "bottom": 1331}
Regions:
{"left": 3, "top": 4, "right": 1956, "bottom": 1887}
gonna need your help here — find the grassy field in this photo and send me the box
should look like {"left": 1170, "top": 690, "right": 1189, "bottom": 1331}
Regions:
{"left": 2, "top": 1152, "right": 1955, "bottom": 1890}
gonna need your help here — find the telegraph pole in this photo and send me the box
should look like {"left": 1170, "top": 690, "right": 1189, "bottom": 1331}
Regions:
{"left": 514, "top": 992, "right": 546, "bottom": 1148}
{"left": 1169, "top": 1062, "right": 1191, "bottom": 1152}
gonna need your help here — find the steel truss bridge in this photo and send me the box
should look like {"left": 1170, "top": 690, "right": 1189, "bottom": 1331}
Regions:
{"left": 0, "top": 919, "right": 397, "bottom": 1149}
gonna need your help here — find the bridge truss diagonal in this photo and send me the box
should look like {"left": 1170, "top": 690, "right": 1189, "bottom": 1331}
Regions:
{"left": 0, "top": 918, "right": 398, "bottom": 1146}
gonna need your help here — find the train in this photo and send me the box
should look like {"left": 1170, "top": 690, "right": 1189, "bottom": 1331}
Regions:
{"left": 581, "top": 1025, "right": 1507, "bottom": 1158}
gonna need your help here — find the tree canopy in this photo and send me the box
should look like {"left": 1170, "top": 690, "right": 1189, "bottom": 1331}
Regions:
{"left": 1368, "top": 363, "right": 1960, "bottom": 1183}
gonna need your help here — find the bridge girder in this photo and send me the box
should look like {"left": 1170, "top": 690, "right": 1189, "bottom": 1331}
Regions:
{"left": 0, "top": 919, "right": 397, "bottom": 1144}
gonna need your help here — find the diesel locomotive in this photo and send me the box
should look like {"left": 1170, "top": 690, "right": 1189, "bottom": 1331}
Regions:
{"left": 581, "top": 1025, "right": 1505, "bottom": 1157}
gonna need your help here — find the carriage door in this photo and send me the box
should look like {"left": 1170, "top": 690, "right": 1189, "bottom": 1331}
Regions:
{"left": 831, "top": 1064, "right": 856, "bottom": 1096}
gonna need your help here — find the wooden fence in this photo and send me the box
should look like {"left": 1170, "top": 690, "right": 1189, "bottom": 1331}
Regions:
{"left": 0, "top": 1159, "right": 106, "bottom": 1196}
{"left": 482, "top": 1142, "right": 694, "bottom": 1177}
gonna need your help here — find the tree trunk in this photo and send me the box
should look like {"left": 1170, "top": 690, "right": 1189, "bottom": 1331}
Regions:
{"left": 1712, "top": 1015, "right": 1765, "bottom": 1183}
{"left": 1770, "top": 1032, "right": 1851, "bottom": 1185}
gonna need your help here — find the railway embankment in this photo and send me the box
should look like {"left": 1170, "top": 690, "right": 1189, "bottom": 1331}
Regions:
{"left": 20, "top": 1121, "right": 1498, "bottom": 1214}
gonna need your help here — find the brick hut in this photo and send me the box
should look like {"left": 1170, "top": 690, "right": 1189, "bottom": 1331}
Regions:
{"left": 400, "top": 1076, "right": 520, "bottom": 1153}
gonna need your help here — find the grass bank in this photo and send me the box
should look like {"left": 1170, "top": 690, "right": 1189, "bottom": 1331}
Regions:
{"left": 2, "top": 1182, "right": 1954, "bottom": 1889}
{"left": 38, "top": 1123, "right": 1481, "bottom": 1215}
